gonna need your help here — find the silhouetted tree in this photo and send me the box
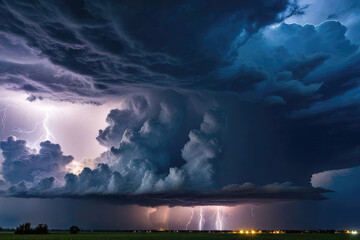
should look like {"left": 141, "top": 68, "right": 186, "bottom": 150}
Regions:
{"left": 69, "top": 225, "right": 80, "bottom": 234}
{"left": 34, "top": 224, "right": 49, "bottom": 234}
{"left": 14, "top": 223, "right": 49, "bottom": 234}
{"left": 15, "top": 223, "right": 27, "bottom": 234}
{"left": 0, "top": 227, "right": 3, "bottom": 231}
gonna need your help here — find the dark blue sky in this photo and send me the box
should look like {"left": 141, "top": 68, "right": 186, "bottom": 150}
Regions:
{"left": 0, "top": 0, "right": 359, "bottom": 230}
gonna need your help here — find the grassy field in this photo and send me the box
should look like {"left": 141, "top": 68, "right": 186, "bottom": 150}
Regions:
{"left": 0, "top": 232, "right": 360, "bottom": 240}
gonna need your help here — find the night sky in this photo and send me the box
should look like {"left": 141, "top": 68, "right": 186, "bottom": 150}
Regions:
{"left": 0, "top": 0, "right": 360, "bottom": 230}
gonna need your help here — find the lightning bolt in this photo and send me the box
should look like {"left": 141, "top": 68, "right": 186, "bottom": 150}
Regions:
{"left": 186, "top": 208, "right": 195, "bottom": 230}
{"left": 19, "top": 112, "right": 56, "bottom": 150}
{"left": 198, "top": 207, "right": 204, "bottom": 231}
{"left": 42, "top": 112, "right": 54, "bottom": 141}
{"left": 0, "top": 106, "right": 8, "bottom": 133}
{"left": 0, "top": 101, "right": 57, "bottom": 152}
{"left": 215, "top": 206, "right": 223, "bottom": 231}
{"left": 13, "top": 120, "right": 42, "bottom": 134}
{"left": 163, "top": 207, "right": 169, "bottom": 230}
{"left": 250, "top": 207, "right": 254, "bottom": 217}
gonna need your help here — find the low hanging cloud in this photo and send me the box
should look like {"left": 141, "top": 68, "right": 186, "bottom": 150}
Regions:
{"left": 3, "top": 180, "right": 331, "bottom": 207}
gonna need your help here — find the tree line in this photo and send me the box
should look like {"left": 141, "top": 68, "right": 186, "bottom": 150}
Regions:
{"left": 11, "top": 223, "right": 80, "bottom": 234}
{"left": 15, "top": 223, "right": 49, "bottom": 234}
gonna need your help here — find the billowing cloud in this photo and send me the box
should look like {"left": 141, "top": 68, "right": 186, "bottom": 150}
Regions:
{"left": 0, "top": 136, "right": 73, "bottom": 184}
{"left": 286, "top": 0, "right": 360, "bottom": 43}
{"left": 97, "top": 104, "right": 224, "bottom": 194}
{"left": 0, "top": 102, "right": 330, "bottom": 206}
{"left": 97, "top": 95, "right": 150, "bottom": 148}
{"left": 219, "top": 20, "right": 358, "bottom": 106}
{"left": 181, "top": 109, "right": 224, "bottom": 188}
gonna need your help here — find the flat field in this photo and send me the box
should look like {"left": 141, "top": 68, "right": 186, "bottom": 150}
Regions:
{"left": 0, "top": 232, "right": 359, "bottom": 240}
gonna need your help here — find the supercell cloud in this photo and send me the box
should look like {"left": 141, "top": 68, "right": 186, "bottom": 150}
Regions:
{"left": 0, "top": 0, "right": 359, "bottom": 221}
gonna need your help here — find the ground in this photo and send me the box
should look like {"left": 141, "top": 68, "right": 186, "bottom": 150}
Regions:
{"left": 0, "top": 232, "right": 360, "bottom": 240}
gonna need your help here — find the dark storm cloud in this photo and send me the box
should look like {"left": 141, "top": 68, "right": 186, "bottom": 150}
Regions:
{"left": 0, "top": 99, "right": 230, "bottom": 204}
{"left": 219, "top": 20, "right": 358, "bottom": 106}
{"left": 2, "top": 180, "right": 331, "bottom": 207}
{"left": 0, "top": 0, "right": 300, "bottom": 101}
{"left": 0, "top": 136, "right": 73, "bottom": 184}
{"left": 0, "top": 92, "right": 334, "bottom": 207}
{"left": 0, "top": 0, "right": 358, "bottom": 112}
{"left": 96, "top": 101, "right": 224, "bottom": 193}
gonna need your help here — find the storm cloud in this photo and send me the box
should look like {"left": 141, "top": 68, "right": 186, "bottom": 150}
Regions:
{"left": 3, "top": 181, "right": 331, "bottom": 207}
{"left": 0, "top": 0, "right": 360, "bottom": 227}
{"left": 0, "top": 0, "right": 302, "bottom": 102}
{"left": 0, "top": 97, "right": 331, "bottom": 206}
{"left": 0, "top": 136, "right": 73, "bottom": 184}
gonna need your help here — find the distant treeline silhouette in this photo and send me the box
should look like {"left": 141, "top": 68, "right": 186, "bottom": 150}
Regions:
{"left": 15, "top": 223, "right": 49, "bottom": 234}
{"left": 69, "top": 225, "right": 80, "bottom": 234}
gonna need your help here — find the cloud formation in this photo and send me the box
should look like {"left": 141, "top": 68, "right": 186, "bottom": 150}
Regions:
{"left": 0, "top": 0, "right": 359, "bottom": 123}
{"left": 0, "top": 0, "right": 360, "bottom": 213}
{"left": 0, "top": 0, "right": 301, "bottom": 102}
{"left": 0, "top": 101, "right": 330, "bottom": 206}
{"left": 219, "top": 20, "right": 358, "bottom": 106}
{"left": 3, "top": 179, "right": 331, "bottom": 207}
{"left": 0, "top": 136, "right": 73, "bottom": 184}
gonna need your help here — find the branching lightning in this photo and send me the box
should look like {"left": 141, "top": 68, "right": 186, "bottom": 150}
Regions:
{"left": 186, "top": 208, "right": 195, "bottom": 230}
{"left": 13, "top": 112, "right": 56, "bottom": 150}
{"left": 13, "top": 120, "right": 43, "bottom": 135}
